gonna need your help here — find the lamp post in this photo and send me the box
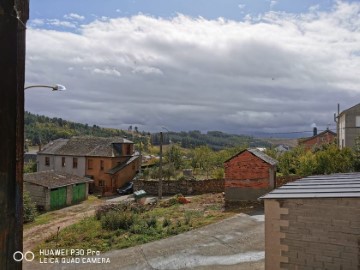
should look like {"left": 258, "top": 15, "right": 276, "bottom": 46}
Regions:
{"left": 24, "top": 84, "right": 66, "bottom": 91}
{"left": 24, "top": 84, "right": 66, "bottom": 152}
{"left": 158, "top": 131, "right": 163, "bottom": 199}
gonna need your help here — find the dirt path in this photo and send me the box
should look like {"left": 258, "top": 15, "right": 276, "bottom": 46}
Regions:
{"left": 23, "top": 198, "right": 104, "bottom": 251}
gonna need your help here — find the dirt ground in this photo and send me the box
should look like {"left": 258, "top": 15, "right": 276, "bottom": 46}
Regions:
{"left": 23, "top": 197, "right": 104, "bottom": 251}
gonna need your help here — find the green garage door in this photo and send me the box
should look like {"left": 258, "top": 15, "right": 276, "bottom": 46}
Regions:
{"left": 50, "top": 187, "right": 67, "bottom": 210}
{"left": 72, "top": 183, "right": 86, "bottom": 204}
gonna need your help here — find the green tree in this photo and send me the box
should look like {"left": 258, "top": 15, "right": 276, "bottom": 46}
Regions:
{"left": 23, "top": 190, "right": 37, "bottom": 223}
{"left": 192, "top": 146, "right": 215, "bottom": 179}
{"left": 165, "top": 144, "right": 183, "bottom": 169}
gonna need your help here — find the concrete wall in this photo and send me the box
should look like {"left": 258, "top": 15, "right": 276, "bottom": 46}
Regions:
{"left": 265, "top": 198, "right": 360, "bottom": 269}
{"left": 134, "top": 179, "right": 224, "bottom": 195}
{"left": 37, "top": 154, "right": 86, "bottom": 177}
{"left": 224, "top": 151, "right": 275, "bottom": 201}
{"left": 54, "top": 156, "right": 86, "bottom": 176}
{"left": 338, "top": 105, "right": 360, "bottom": 149}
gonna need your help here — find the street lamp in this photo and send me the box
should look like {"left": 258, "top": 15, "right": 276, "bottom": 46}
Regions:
{"left": 24, "top": 84, "right": 66, "bottom": 91}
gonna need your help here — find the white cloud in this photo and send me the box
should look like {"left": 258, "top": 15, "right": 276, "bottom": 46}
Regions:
{"left": 47, "top": 19, "right": 77, "bottom": 28}
{"left": 91, "top": 67, "right": 121, "bottom": 77}
{"left": 30, "top": 18, "right": 45, "bottom": 26}
{"left": 25, "top": 2, "right": 360, "bottom": 134}
{"left": 132, "top": 66, "right": 163, "bottom": 75}
{"left": 64, "top": 13, "right": 85, "bottom": 21}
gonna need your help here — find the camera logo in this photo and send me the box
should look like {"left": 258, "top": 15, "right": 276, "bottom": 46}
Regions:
{"left": 13, "top": 251, "right": 35, "bottom": 262}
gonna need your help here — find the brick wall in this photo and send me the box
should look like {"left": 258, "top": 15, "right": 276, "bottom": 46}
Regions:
{"left": 265, "top": 198, "right": 360, "bottom": 269}
{"left": 224, "top": 150, "right": 276, "bottom": 201}
{"left": 299, "top": 131, "right": 336, "bottom": 150}
{"left": 134, "top": 179, "right": 224, "bottom": 196}
{"left": 224, "top": 151, "right": 271, "bottom": 184}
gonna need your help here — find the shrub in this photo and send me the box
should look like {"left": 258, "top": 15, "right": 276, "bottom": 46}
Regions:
{"left": 146, "top": 216, "right": 157, "bottom": 228}
{"left": 101, "top": 211, "right": 135, "bottom": 230}
{"left": 162, "top": 218, "right": 171, "bottom": 227}
{"left": 23, "top": 190, "right": 37, "bottom": 223}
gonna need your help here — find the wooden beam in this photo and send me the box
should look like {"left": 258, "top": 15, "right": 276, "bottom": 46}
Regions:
{"left": 0, "top": 0, "right": 28, "bottom": 269}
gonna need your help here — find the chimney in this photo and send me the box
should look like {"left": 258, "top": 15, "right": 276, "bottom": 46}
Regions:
{"left": 313, "top": 127, "right": 317, "bottom": 136}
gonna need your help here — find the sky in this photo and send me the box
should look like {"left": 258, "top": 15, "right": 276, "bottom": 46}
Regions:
{"left": 25, "top": 0, "right": 360, "bottom": 137}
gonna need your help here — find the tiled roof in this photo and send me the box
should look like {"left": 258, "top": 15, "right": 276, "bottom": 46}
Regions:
{"left": 39, "top": 136, "right": 133, "bottom": 157}
{"left": 261, "top": 173, "right": 360, "bottom": 199}
{"left": 107, "top": 155, "right": 140, "bottom": 175}
{"left": 224, "top": 148, "right": 278, "bottom": 166}
{"left": 24, "top": 170, "right": 93, "bottom": 189}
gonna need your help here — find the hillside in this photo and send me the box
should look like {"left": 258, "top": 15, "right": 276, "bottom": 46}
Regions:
{"left": 151, "top": 130, "right": 271, "bottom": 150}
{"left": 25, "top": 112, "right": 128, "bottom": 146}
{"left": 25, "top": 112, "right": 271, "bottom": 150}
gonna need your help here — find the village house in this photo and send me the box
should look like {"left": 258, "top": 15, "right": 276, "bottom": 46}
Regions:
{"left": 298, "top": 127, "right": 336, "bottom": 150}
{"left": 37, "top": 137, "right": 141, "bottom": 195}
{"left": 223, "top": 148, "right": 277, "bottom": 203}
{"left": 337, "top": 103, "right": 360, "bottom": 149}
{"left": 24, "top": 170, "right": 93, "bottom": 211}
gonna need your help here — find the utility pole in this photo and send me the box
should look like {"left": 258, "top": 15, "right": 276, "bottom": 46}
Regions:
{"left": 158, "top": 132, "right": 163, "bottom": 199}
{"left": 0, "top": 1, "right": 28, "bottom": 269}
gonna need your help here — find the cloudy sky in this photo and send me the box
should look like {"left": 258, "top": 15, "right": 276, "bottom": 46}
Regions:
{"left": 25, "top": 0, "right": 360, "bottom": 137}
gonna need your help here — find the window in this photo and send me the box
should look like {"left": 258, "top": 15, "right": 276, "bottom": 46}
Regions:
{"left": 73, "top": 158, "right": 78, "bottom": 169}
{"left": 113, "top": 143, "right": 122, "bottom": 156}
{"left": 99, "top": 180, "right": 105, "bottom": 187}
{"left": 88, "top": 159, "right": 93, "bottom": 170}
{"left": 45, "top": 157, "right": 50, "bottom": 166}
{"left": 356, "top": 116, "right": 360, "bottom": 127}
{"left": 100, "top": 160, "right": 104, "bottom": 171}
{"left": 126, "top": 144, "right": 131, "bottom": 155}
{"left": 61, "top": 157, "right": 66, "bottom": 167}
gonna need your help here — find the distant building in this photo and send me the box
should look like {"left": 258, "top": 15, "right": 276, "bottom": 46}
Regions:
{"left": 298, "top": 128, "right": 336, "bottom": 150}
{"left": 24, "top": 170, "right": 93, "bottom": 211}
{"left": 337, "top": 103, "right": 360, "bottom": 149}
{"left": 37, "top": 137, "right": 141, "bottom": 195}
{"left": 274, "top": 144, "right": 291, "bottom": 153}
{"left": 224, "top": 148, "right": 277, "bottom": 203}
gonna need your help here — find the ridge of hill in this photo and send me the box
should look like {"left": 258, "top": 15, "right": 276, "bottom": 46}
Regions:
{"left": 25, "top": 112, "right": 275, "bottom": 150}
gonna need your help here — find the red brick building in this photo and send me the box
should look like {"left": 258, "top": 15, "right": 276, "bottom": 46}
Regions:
{"left": 224, "top": 148, "right": 277, "bottom": 202}
{"left": 298, "top": 129, "right": 336, "bottom": 150}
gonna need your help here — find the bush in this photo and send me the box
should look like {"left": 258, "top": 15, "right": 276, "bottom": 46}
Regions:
{"left": 146, "top": 216, "right": 157, "bottom": 228}
{"left": 23, "top": 190, "right": 37, "bottom": 223}
{"left": 162, "top": 218, "right": 171, "bottom": 227}
{"left": 101, "top": 211, "right": 135, "bottom": 230}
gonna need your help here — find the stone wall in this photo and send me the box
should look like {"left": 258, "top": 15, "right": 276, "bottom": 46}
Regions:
{"left": 24, "top": 182, "right": 48, "bottom": 209}
{"left": 134, "top": 179, "right": 224, "bottom": 195}
{"left": 265, "top": 198, "right": 360, "bottom": 270}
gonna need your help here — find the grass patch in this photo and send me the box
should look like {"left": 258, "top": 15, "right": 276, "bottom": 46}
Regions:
{"left": 34, "top": 194, "right": 235, "bottom": 255}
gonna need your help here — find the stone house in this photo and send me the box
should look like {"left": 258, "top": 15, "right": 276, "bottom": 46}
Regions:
{"left": 24, "top": 170, "right": 93, "bottom": 211}
{"left": 224, "top": 148, "right": 277, "bottom": 202}
{"left": 37, "top": 136, "right": 141, "bottom": 195}
{"left": 337, "top": 103, "right": 360, "bottom": 149}
{"left": 261, "top": 173, "right": 360, "bottom": 270}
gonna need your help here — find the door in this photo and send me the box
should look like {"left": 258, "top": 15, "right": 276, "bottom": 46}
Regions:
{"left": 50, "top": 187, "right": 67, "bottom": 210}
{"left": 72, "top": 183, "right": 86, "bottom": 204}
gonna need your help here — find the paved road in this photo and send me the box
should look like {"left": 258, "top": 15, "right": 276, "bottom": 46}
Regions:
{"left": 23, "top": 213, "right": 264, "bottom": 270}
